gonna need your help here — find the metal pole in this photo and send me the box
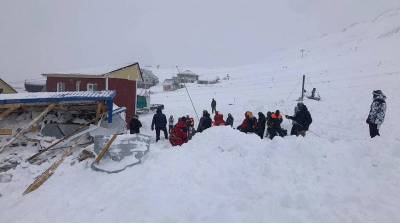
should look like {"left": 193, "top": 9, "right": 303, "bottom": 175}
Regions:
{"left": 176, "top": 66, "right": 200, "bottom": 121}
{"left": 301, "top": 75, "right": 305, "bottom": 101}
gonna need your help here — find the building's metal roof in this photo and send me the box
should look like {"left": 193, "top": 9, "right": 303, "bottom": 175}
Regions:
{"left": 41, "top": 62, "right": 142, "bottom": 80}
{"left": 0, "top": 91, "right": 117, "bottom": 123}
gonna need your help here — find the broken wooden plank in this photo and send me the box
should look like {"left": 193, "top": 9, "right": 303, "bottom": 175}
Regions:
{"left": 26, "top": 112, "right": 107, "bottom": 163}
{"left": 0, "top": 129, "right": 12, "bottom": 136}
{"left": 23, "top": 139, "right": 82, "bottom": 195}
{"left": 26, "top": 125, "right": 88, "bottom": 163}
{"left": 0, "top": 105, "right": 21, "bottom": 120}
{"left": 94, "top": 134, "right": 118, "bottom": 164}
{"left": 0, "top": 104, "right": 56, "bottom": 153}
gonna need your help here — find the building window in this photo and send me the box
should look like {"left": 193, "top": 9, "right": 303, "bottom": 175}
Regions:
{"left": 76, "top": 81, "right": 81, "bottom": 91}
{"left": 87, "top": 83, "right": 97, "bottom": 91}
{"left": 0, "top": 88, "right": 3, "bottom": 94}
{"left": 57, "top": 82, "right": 65, "bottom": 92}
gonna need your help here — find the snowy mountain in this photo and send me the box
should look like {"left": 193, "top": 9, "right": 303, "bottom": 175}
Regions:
{"left": 1, "top": 8, "right": 400, "bottom": 223}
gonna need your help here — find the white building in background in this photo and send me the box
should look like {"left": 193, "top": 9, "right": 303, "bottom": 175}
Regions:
{"left": 137, "top": 69, "right": 159, "bottom": 89}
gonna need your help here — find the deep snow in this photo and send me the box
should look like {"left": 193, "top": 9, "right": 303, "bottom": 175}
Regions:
{"left": 1, "top": 7, "right": 400, "bottom": 223}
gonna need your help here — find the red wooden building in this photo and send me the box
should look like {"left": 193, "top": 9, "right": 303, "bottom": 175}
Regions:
{"left": 42, "top": 63, "right": 143, "bottom": 124}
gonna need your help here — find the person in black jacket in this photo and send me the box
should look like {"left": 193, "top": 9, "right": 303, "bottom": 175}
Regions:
{"left": 266, "top": 111, "right": 273, "bottom": 138}
{"left": 225, "top": 113, "right": 234, "bottom": 127}
{"left": 286, "top": 102, "right": 312, "bottom": 137}
{"left": 129, "top": 115, "right": 142, "bottom": 134}
{"left": 269, "top": 110, "right": 286, "bottom": 139}
{"left": 197, "top": 110, "right": 212, "bottom": 133}
{"left": 151, "top": 108, "right": 168, "bottom": 142}
{"left": 256, "top": 112, "right": 266, "bottom": 139}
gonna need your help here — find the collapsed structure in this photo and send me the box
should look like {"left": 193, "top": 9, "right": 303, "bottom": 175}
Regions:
{"left": 0, "top": 90, "right": 151, "bottom": 194}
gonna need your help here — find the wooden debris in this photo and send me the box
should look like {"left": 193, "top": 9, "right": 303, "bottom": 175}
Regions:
{"left": 26, "top": 112, "right": 106, "bottom": 163}
{"left": 0, "top": 105, "right": 20, "bottom": 120}
{"left": 78, "top": 150, "right": 95, "bottom": 162}
{"left": 23, "top": 139, "right": 81, "bottom": 195}
{"left": 94, "top": 134, "right": 118, "bottom": 164}
{"left": 0, "top": 129, "right": 12, "bottom": 136}
{"left": 0, "top": 104, "right": 56, "bottom": 153}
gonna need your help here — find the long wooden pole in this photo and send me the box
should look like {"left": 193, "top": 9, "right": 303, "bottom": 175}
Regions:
{"left": 94, "top": 134, "right": 118, "bottom": 164}
{"left": 23, "top": 139, "right": 81, "bottom": 195}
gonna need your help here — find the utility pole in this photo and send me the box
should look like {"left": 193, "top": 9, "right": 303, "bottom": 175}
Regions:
{"left": 300, "top": 74, "right": 305, "bottom": 101}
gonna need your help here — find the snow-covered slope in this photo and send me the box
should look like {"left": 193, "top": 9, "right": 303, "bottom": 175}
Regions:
{"left": 1, "top": 8, "right": 400, "bottom": 223}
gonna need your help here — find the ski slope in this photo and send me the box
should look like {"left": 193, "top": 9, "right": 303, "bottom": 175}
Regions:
{"left": 1, "top": 8, "right": 400, "bottom": 223}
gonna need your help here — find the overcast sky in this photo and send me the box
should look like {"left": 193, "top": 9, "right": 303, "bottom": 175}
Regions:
{"left": 1, "top": 0, "right": 399, "bottom": 82}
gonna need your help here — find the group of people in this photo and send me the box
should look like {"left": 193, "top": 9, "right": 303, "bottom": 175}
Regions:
{"left": 236, "top": 102, "right": 313, "bottom": 139}
{"left": 129, "top": 90, "right": 387, "bottom": 147}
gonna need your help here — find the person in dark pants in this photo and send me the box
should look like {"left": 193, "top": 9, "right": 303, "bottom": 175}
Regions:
{"left": 151, "top": 108, "right": 168, "bottom": 142}
{"left": 129, "top": 115, "right": 142, "bottom": 134}
{"left": 269, "top": 110, "right": 286, "bottom": 139}
{"left": 256, "top": 112, "right": 266, "bottom": 139}
{"left": 286, "top": 103, "right": 312, "bottom": 137}
{"left": 366, "top": 90, "right": 386, "bottom": 138}
{"left": 211, "top": 98, "right": 217, "bottom": 114}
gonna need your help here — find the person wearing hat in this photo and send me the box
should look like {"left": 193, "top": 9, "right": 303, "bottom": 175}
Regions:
{"left": 151, "top": 108, "right": 168, "bottom": 142}
{"left": 129, "top": 115, "right": 142, "bottom": 134}
{"left": 286, "top": 103, "right": 312, "bottom": 137}
{"left": 225, "top": 113, "right": 234, "bottom": 127}
{"left": 366, "top": 90, "right": 387, "bottom": 138}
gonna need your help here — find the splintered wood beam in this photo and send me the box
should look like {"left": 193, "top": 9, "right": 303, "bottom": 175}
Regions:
{"left": 23, "top": 139, "right": 81, "bottom": 195}
{"left": 0, "top": 104, "right": 56, "bottom": 154}
{"left": 0, "top": 105, "right": 21, "bottom": 120}
{"left": 94, "top": 134, "right": 118, "bottom": 164}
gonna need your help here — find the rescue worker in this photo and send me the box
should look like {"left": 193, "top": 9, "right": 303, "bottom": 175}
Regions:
{"left": 225, "top": 113, "right": 234, "bottom": 127}
{"left": 129, "top": 115, "right": 142, "bottom": 134}
{"left": 256, "top": 112, "right": 266, "bottom": 139}
{"left": 269, "top": 110, "right": 285, "bottom": 139}
{"left": 186, "top": 115, "right": 196, "bottom": 139}
{"left": 213, "top": 111, "right": 225, "bottom": 126}
{"left": 151, "top": 108, "right": 168, "bottom": 142}
{"left": 237, "top": 111, "right": 257, "bottom": 133}
{"left": 169, "top": 117, "right": 189, "bottom": 146}
{"left": 211, "top": 98, "right": 217, "bottom": 114}
{"left": 266, "top": 111, "right": 273, "bottom": 138}
{"left": 197, "top": 110, "right": 212, "bottom": 133}
{"left": 286, "top": 103, "right": 312, "bottom": 137}
{"left": 366, "top": 90, "right": 387, "bottom": 138}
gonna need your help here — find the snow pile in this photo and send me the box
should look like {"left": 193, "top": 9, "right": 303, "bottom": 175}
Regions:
{"left": 1, "top": 127, "right": 399, "bottom": 222}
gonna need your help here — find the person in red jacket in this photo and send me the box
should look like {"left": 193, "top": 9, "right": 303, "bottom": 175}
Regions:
{"left": 213, "top": 111, "right": 225, "bottom": 126}
{"left": 169, "top": 117, "right": 189, "bottom": 147}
